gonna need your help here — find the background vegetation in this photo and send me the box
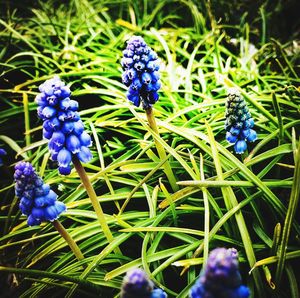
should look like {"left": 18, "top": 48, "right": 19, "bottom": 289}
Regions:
{"left": 0, "top": 0, "right": 299, "bottom": 297}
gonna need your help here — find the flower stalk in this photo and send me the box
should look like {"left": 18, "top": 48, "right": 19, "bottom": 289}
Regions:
{"left": 52, "top": 219, "right": 85, "bottom": 262}
{"left": 145, "top": 107, "right": 179, "bottom": 192}
{"left": 72, "top": 156, "right": 121, "bottom": 255}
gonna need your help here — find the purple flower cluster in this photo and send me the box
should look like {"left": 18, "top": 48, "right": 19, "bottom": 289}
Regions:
{"left": 36, "top": 76, "right": 92, "bottom": 175}
{"left": 121, "top": 268, "right": 167, "bottom": 298}
{"left": 0, "top": 148, "right": 7, "bottom": 166}
{"left": 14, "top": 161, "right": 66, "bottom": 226}
{"left": 225, "top": 89, "right": 257, "bottom": 154}
{"left": 121, "top": 36, "right": 161, "bottom": 109}
{"left": 190, "top": 248, "right": 250, "bottom": 298}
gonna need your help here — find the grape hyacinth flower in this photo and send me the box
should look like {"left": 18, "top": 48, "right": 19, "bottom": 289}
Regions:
{"left": 35, "top": 76, "right": 92, "bottom": 175}
{"left": 0, "top": 148, "right": 7, "bottom": 166}
{"left": 36, "top": 77, "right": 119, "bottom": 253}
{"left": 225, "top": 88, "right": 257, "bottom": 154}
{"left": 14, "top": 161, "right": 66, "bottom": 226}
{"left": 121, "top": 268, "right": 167, "bottom": 298}
{"left": 119, "top": 36, "right": 178, "bottom": 200}
{"left": 121, "top": 36, "right": 161, "bottom": 109}
{"left": 14, "top": 161, "right": 85, "bottom": 262}
{"left": 190, "top": 248, "right": 250, "bottom": 298}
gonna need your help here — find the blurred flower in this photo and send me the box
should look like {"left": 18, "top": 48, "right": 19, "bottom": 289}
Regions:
{"left": 121, "top": 36, "right": 161, "bottom": 109}
{"left": 225, "top": 88, "right": 257, "bottom": 154}
{"left": 36, "top": 76, "right": 92, "bottom": 175}
{"left": 150, "top": 289, "right": 167, "bottom": 298}
{"left": 190, "top": 248, "right": 250, "bottom": 298}
{"left": 0, "top": 148, "right": 7, "bottom": 166}
{"left": 121, "top": 268, "right": 153, "bottom": 298}
{"left": 14, "top": 161, "right": 66, "bottom": 226}
{"left": 121, "top": 268, "right": 167, "bottom": 298}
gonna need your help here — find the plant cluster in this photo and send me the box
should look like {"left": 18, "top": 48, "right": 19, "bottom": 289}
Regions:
{"left": 0, "top": 1, "right": 299, "bottom": 298}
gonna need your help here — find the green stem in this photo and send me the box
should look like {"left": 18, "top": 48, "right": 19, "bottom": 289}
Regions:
{"left": 52, "top": 219, "right": 85, "bottom": 262}
{"left": 205, "top": 122, "right": 265, "bottom": 296}
{"left": 72, "top": 156, "right": 121, "bottom": 255}
{"left": 23, "top": 92, "right": 31, "bottom": 156}
{"left": 205, "top": 0, "right": 216, "bottom": 32}
{"left": 145, "top": 107, "right": 179, "bottom": 192}
{"left": 200, "top": 154, "right": 209, "bottom": 266}
{"left": 275, "top": 141, "right": 300, "bottom": 285}
{"left": 0, "top": 266, "right": 101, "bottom": 294}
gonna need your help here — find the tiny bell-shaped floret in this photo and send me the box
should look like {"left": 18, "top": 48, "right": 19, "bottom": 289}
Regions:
{"left": 225, "top": 88, "right": 257, "bottom": 154}
{"left": 14, "top": 161, "right": 66, "bottom": 226}
{"left": 234, "top": 140, "right": 247, "bottom": 154}
{"left": 35, "top": 76, "right": 93, "bottom": 175}
{"left": 190, "top": 248, "right": 250, "bottom": 298}
{"left": 121, "top": 36, "right": 161, "bottom": 109}
{"left": 57, "top": 147, "right": 72, "bottom": 168}
{"left": 150, "top": 289, "right": 168, "bottom": 298}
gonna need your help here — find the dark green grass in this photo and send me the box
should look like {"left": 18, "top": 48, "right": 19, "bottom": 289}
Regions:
{"left": 0, "top": 0, "right": 300, "bottom": 297}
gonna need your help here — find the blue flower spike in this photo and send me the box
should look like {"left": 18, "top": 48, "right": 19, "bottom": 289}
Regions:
{"left": 225, "top": 88, "right": 257, "bottom": 154}
{"left": 0, "top": 148, "right": 7, "bottom": 166}
{"left": 190, "top": 248, "right": 250, "bottom": 298}
{"left": 121, "top": 268, "right": 167, "bottom": 298}
{"left": 14, "top": 161, "right": 66, "bottom": 226}
{"left": 36, "top": 76, "right": 92, "bottom": 175}
{"left": 122, "top": 36, "right": 161, "bottom": 109}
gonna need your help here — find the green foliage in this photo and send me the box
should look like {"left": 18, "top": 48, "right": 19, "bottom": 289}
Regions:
{"left": 0, "top": 0, "right": 299, "bottom": 297}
